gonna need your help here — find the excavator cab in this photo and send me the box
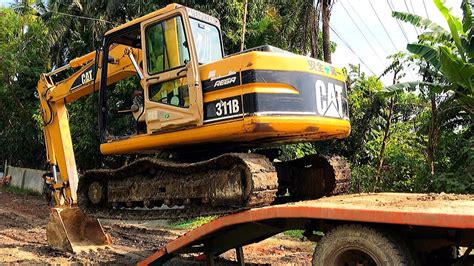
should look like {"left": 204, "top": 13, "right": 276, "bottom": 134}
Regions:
{"left": 98, "top": 6, "right": 220, "bottom": 142}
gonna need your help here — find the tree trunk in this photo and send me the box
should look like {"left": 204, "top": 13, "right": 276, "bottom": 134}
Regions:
{"left": 321, "top": 0, "right": 331, "bottom": 63}
{"left": 423, "top": 64, "right": 437, "bottom": 176}
{"left": 427, "top": 93, "right": 438, "bottom": 175}
{"left": 376, "top": 70, "right": 399, "bottom": 181}
{"left": 310, "top": 1, "right": 320, "bottom": 58}
{"left": 240, "top": 0, "right": 248, "bottom": 52}
{"left": 376, "top": 96, "right": 394, "bottom": 179}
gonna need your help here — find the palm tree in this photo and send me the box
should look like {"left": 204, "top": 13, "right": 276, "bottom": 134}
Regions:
{"left": 321, "top": 0, "right": 333, "bottom": 63}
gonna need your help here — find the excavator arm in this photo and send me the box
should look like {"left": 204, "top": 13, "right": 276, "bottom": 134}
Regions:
{"left": 38, "top": 45, "right": 141, "bottom": 205}
{"left": 37, "top": 44, "right": 142, "bottom": 252}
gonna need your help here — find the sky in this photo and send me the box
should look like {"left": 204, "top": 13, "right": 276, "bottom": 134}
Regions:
{"left": 331, "top": 0, "right": 462, "bottom": 84}
{"left": 0, "top": 0, "right": 463, "bottom": 84}
{"left": 0, "top": 0, "right": 11, "bottom": 8}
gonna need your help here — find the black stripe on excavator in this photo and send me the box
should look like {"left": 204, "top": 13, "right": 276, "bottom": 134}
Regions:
{"left": 202, "top": 70, "right": 349, "bottom": 122}
{"left": 204, "top": 95, "right": 243, "bottom": 123}
{"left": 202, "top": 72, "right": 241, "bottom": 92}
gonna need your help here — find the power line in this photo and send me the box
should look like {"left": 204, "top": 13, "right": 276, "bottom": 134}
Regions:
{"left": 422, "top": 0, "right": 430, "bottom": 19}
{"left": 368, "top": 0, "right": 398, "bottom": 50}
{"left": 345, "top": 0, "right": 391, "bottom": 55}
{"left": 338, "top": 1, "right": 419, "bottom": 82}
{"left": 386, "top": 0, "right": 410, "bottom": 43}
{"left": 49, "top": 10, "right": 116, "bottom": 25}
{"left": 388, "top": 0, "right": 419, "bottom": 81}
{"left": 340, "top": 1, "right": 386, "bottom": 65}
{"left": 404, "top": 0, "right": 419, "bottom": 35}
{"left": 329, "top": 23, "right": 377, "bottom": 76}
{"left": 409, "top": 0, "right": 418, "bottom": 19}
{"left": 331, "top": 22, "right": 418, "bottom": 83}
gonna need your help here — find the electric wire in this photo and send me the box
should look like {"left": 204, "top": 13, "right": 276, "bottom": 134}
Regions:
{"left": 404, "top": 0, "right": 419, "bottom": 35}
{"left": 368, "top": 0, "right": 398, "bottom": 50}
{"left": 48, "top": 10, "right": 116, "bottom": 25}
{"left": 340, "top": 1, "right": 386, "bottom": 65}
{"left": 387, "top": 0, "right": 418, "bottom": 81}
{"left": 345, "top": 0, "right": 391, "bottom": 55}
{"left": 338, "top": 2, "right": 419, "bottom": 81}
{"left": 329, "top": 23, "right": 377, "bottom": 76}
{"left": 422, "top": 0, "right": 430, "bottom": 19}
{"left": 409, "top": 0, "right": 419, "bottom": 20}
{"left": 386, "top": 0, "right": 410, "bottom": 43}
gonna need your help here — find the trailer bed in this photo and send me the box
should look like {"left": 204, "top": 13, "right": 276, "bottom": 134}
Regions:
{"left": 139, "top": 193, "right": 474, "bottom": 265}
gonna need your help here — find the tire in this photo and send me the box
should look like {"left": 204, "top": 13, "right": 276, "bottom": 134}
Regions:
{"left": 312, "top": 224, "right": 417, "bottom": 266}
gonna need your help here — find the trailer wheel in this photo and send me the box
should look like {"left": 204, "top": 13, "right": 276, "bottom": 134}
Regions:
{"left": 312, "top": 224, "right": 416, "bottom": 266}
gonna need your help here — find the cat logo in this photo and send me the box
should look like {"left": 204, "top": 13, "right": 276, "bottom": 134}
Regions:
{"left": 81, "top": 70, "right": 94, "bottom": 85}
{"left": 315, "top": 79, "right": 343, "bottom": 118}
{"left": 70, "top": 64, "right": 96, "bottom": 91}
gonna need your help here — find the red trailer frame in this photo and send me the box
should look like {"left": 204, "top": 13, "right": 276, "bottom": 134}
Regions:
{"left": 139, "top": 193, "right": 474, "bottom": 265}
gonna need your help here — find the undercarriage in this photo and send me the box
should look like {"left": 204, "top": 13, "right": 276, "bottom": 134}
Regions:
{"left": 77, "top": 153, "right": 350, "bottom": 220}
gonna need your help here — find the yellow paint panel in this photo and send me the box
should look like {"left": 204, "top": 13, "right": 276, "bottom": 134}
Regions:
{"left": 100, "top": 115, "right": 351, "bottom": 155}
{"left": 198, "top": 51, "right": 345, "bottom": 82}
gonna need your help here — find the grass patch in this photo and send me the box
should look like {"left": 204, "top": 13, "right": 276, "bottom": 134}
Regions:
{"left": 283, "top": 230, "right": 324, "bottom": 239}
{"left": 283, "top": 230, "right": 304, "bottom": 239}
{"left": 169, "top": 216, "right": 218, "bottom": 230}
{"left": 0, "top": 185, "right": 40, "bottom": 196}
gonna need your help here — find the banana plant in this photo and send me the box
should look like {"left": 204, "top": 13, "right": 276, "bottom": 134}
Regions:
{"left": 386, "top": 0, "right": 473, "bottom": 115}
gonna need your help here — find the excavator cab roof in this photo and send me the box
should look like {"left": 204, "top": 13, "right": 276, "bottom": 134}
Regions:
{"left": 104, "top": 4, "right": 221, "bottom": 37}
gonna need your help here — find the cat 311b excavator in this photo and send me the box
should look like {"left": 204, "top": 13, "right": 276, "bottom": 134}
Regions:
{"left": 37, "top": 4, "right": 351, "bottom": 252}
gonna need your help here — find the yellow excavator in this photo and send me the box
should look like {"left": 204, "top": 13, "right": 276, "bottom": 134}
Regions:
{"left": 37, "top": 4, "right": 351, "bottom": 252}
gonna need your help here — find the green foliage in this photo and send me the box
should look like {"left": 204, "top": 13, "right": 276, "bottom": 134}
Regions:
{"left": 432, "top": 127, "right": 474, "bottom": 193}
{"left": 0, "top": 7, "right": 49, "bottom": 168}
{"left": 391, "top": 11, "right": 450, "bottom": 41}
{"left": 0, "top": 184, "right": 41, "bottom": 196}
{"left": 283, "top": 230, "right": 304, "bottom": 239}
{"left": 379, "top": 0, "right": 474, "bottom": 194}
{"left": 279, "top": 143, "right": 316, "bottom": 161}
{"left": 393, "top": 0, "right": 474, "bottom": 113}
{"left": 169, "top": 216, "right": 218, "bottom": 229}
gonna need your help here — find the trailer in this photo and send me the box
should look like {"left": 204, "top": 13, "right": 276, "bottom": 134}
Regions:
{"left": 138, "top": 193, "right": 474, "bottom": 265}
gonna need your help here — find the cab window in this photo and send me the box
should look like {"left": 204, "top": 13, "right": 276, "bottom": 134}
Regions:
{"left": 149, "top": 77, "right": 189, "bottom": 108}
{"left": 190, "top": 18, "right": 222, "bottom": 64}
{"left": 146, "top": 16, "right": 190, "bottom": 74}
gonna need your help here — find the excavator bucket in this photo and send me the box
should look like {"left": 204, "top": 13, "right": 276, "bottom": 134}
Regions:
{"left": 46, "top": 207, "right": 111, "bottom": 253}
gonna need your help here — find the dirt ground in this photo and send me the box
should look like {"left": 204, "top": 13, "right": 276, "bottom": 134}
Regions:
{"left": 0, "top": 189, "right": 314, "bottom": 265}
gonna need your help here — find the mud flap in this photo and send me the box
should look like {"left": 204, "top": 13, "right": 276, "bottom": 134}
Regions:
{"left": 46, "top": 207, "right": 111, "bottom": 253}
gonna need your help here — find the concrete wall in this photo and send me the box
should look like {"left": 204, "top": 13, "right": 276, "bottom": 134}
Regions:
{"left": 5, "top": 165, "right": 44, "bottom": 193}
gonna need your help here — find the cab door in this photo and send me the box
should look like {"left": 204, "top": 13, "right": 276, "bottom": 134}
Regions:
{"left": 140, "top": 8, "right": 203, "bottom": 132}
